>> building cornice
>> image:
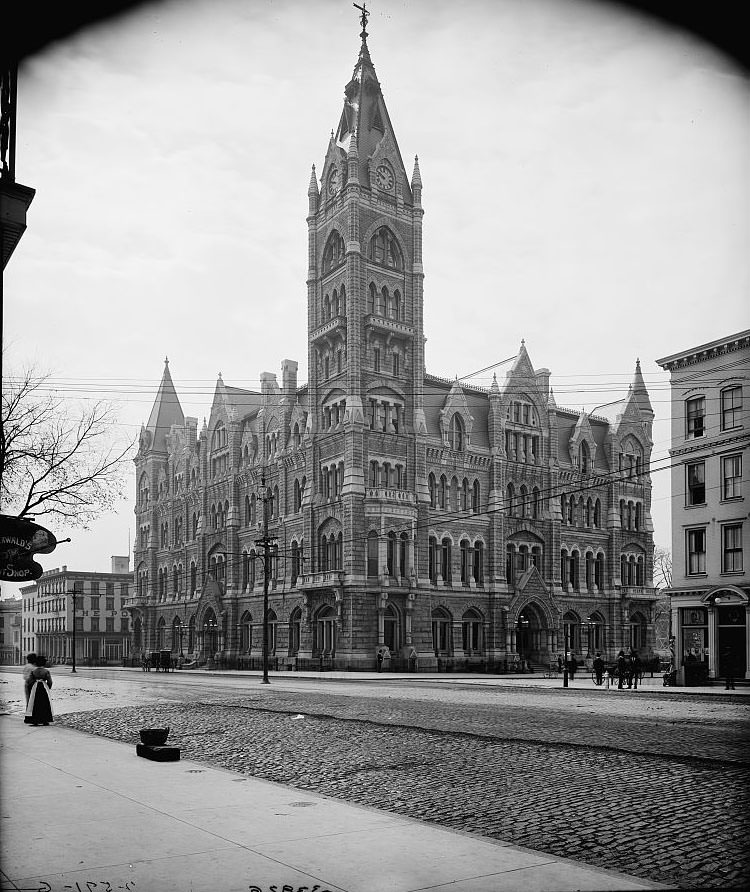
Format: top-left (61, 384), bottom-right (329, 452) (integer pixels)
top-left (656, 329), bottom-right (750, 371)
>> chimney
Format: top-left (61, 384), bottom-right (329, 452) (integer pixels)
top-left (282, 359), bottom-right (298, 400)
top-left (535, 368), bottom-right (550, 401)
top-left (111, 555), bottom-right (130, 574)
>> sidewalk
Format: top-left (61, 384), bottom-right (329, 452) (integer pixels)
top-left (0, 714), bottom-right (668, 892)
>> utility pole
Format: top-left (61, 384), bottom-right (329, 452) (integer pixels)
top-left (256, 474), bottom-right (277, 685)
top-left (70, 583), bottom-right (81, 674)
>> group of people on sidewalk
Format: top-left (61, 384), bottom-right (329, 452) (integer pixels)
top-left (23, 653), bottom-right (54, 726)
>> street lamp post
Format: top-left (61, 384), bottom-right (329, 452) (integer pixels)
top-left (562, 623), bottom-right (569, 688)
top-left (69, 587), bottom-right (79, 674)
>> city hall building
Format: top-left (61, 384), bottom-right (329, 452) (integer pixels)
top-left (128, 24), bottom-right (658, 671)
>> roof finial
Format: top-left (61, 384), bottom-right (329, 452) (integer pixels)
top-left (164, 356), bottom-right (169, 366)
top-left (354, 2), bottom-right (369, 40)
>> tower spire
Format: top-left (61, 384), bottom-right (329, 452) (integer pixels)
top-left (353, 2), bottom-right (370, 41)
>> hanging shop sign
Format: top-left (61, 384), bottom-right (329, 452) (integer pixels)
top-left (0, 515), bottom-right (58, 582)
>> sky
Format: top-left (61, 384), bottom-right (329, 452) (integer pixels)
top-left (3, 0), bottom-right (749, 595)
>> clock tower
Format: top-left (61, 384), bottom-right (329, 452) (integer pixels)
top-left (305, 12), bottom-right (426, 659)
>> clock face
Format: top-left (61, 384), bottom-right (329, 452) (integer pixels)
top-left (327, 168), bottom-right (339, 195)
top-left (376, 165), bottom-right (394, 190)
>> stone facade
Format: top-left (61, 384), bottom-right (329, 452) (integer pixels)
top-left (657, 329), bottom-right (749, 683)
top-left (129, 30), bottom-right (657, 671)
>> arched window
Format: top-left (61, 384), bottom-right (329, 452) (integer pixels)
top-left (387, 531), bottom-right (397, 576)
top-left (267, 609), bottom-right (278, 655)
top-left (532, 487), bottom-right (541, 519)
top-left (594, 498), bottom-right (601, 528)
top-left (595, 553), bottom-right (604, 589)
top-left (367, 530), bottom-right (379, 577)
top-left (462, 609), bottom-right (483, 655)
top-left (460, 539), bottom-right (470, 584)
top-left (315, 605), bottom-right (337, 655)
top-left (506, 545), bottom-right (516, 584)
top-left (450, 476), bottom-right (459, 511)
top-left (322, 229), bottom-right (345, 274)
top-left (579, 441), bottom-right (590, 474)
top-left (394, 289), bottom-right (402, 320)
top-left (368, 282), bottom-right (377, 315)
top-left (369, 226), bottom-right (404, 270)
top-left (431, 607), bottom-right (452, 655)
top-left (461, 478), bottom-right (470, 512)
top-left (288, 607), bottom-right (301, 656)
top-left (428, 535), bottom-right (438, 584)
top-left (138, 473), bottom-right (149, 506)
top-left (519, 485), bottom-right (528, 518)
top-left (190, 561), bottom-right (197, 594)
top-left (428, 473), bottom-right (436, 508)
top-left (441, 537), bottom-right (452, 584)
top-left (472, 479), bottom-right (481, 514)
top-left (473, 541), bottom-right (484, 584)
top-left (240, 611), bottom-right (252, 653)
top-left (291, 540), bottom-right (302, 585)
top-left (449, 414), bottom-right (465, 451)
top-left (439, 475), bottom-right (447, 509)
top-left (399, 532), bottom-right (408, 578)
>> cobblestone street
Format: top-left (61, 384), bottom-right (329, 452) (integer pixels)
top-left (45, 677), bottom-right (750, 890)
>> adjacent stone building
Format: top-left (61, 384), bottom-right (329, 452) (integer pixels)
top-left (128, 25), bottom-right (657, 671)
top-left (657, 330), bottom-right (749, 684)
top-left (20, 558), bottom-right (133, 666)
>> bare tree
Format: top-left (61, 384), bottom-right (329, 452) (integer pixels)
top-left (653, 546), bottom-right (673, 591)
top-left (1, 367), bottom-right (133, 529)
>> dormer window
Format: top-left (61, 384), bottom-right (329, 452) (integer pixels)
top-left (449, 414), bottom-right (465, 451)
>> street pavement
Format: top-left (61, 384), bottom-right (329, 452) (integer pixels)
top-left (2, 668), bottom-right (748, 890)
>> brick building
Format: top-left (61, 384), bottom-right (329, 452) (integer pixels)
top-left (657, 330), bottom-right (749, 684)
top-left (20, 558), bottom-right (133, 666)
top-left (0, 596), bottom-right (22, 664)
top-left (129, 26), bottom-right (657, 671)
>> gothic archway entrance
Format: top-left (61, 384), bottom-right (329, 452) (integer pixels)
top-left (516, 603), bottom-right (547, 665)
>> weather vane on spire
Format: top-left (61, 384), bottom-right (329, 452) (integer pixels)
top-left (353, 2), bottom-right (369, 38)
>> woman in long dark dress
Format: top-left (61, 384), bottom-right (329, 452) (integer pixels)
top-left (24, 656), bottom-right (53, 726)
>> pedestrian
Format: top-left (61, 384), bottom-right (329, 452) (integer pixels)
top-left (616, 649), bottom-right (626, 690)
top-left (376, 649), bottom-right (384, 673)
top-left (593, 652), bottom-right (605, 686)
top-left (557, 655), bottom-right (563, 674)
top-left (629, 649), bottom-right (641, 690)
top-left (722, 647), bottom-right (736, 690)
top-left (569, 654), bottom-right (577, 681)
top-left (23, 652), bottom-right (37, 705)
top-left (24, 655), bottom-right (54, 726)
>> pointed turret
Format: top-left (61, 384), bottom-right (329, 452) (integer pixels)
top-left (347, 128), bottom-right (360, 185)
top-left (631, 358), bottom-right (654, 420)
top-left (307, 164), bottom-right (319, 214)
top-left (411, 155), bottom-right (422, 205)
top-left (144, 358), bottom-right (184, 453)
